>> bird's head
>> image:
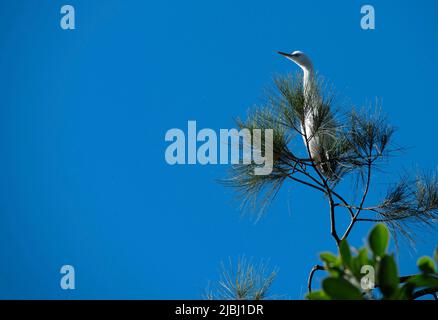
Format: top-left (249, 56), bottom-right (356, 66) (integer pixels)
top-left (278, 50), bottom-right (313, 71)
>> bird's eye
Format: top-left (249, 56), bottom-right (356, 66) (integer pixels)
top-left (293, 53), bottom-right (301, 57)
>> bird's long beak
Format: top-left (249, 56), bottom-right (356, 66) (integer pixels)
top-left (277, 51), bottom-right (293, 58)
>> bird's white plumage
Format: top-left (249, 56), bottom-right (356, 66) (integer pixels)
top-left (279, 50), bottom-right (332, 176)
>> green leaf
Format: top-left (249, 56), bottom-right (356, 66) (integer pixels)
top-left (417, 256), bottom-right (436, 274)
top-left (369, 224), bottom-right (389, 258)
top-left (434, 247), bottom-right (438, 264)
top-left (320, 252), bottom-right (339, 267)
top-left (306, 290), bottom-right (330, 300)
top-left (358, 247), bottom-right (371, 266)
top-left (393, 284), bottom-right (414, 300)
top-left (339, 239), bottom-right (352, 268)
top-left (349, 256), bottom-right (361, 278)
top-left (352, 248), bottom-right (372, 277)
top-left (378, 255), bottom-right (399, 297)
top-left (407, 274), bottom-right (438, 288)
top-left (327, 267), bottom-right (342, 278)
top-left (322, 277), bottom-right (363, 300)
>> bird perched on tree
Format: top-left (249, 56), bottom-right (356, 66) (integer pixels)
top-left (278, 51), bottom-right (336, 178)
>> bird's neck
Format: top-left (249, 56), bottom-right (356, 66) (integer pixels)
top-left (302, 66), bottom-right (315, 98)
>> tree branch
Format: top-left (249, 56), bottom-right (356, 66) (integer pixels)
top-left (302, 122), bottom-right (340, 245)
top-left (412, 287), bottom-right (438, 300)
top-left (287, 174), bottom-right (326, 193)
top-left (287, 158), bottom-right (355, 219)
top-left (342, 157), bottom-right (373, 240)
top-left (336, 203), bottom-right (380, 213)
top-left (330, 190), bottom-right (355, 219)
top-left (307, 264), bottom-right (324, 293)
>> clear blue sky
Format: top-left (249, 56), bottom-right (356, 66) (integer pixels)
top-left (0, 0), bottom-right (437, 299)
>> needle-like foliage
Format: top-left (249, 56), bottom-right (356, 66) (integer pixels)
top-left (205, 257), bottom-right (278, 300)
top-left (223, 73), bottom-right (436, 242)
top-left (223, 106), bottom-right (294, 215)
top-left (369, 173), bottom-right (438, 239)
top-left (334, 108), bottom-right (396, 183)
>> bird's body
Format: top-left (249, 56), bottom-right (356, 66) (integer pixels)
top-left (300, 62), bottom-right (319, 161)
top-left (278, 50), bottom-right (334, 177)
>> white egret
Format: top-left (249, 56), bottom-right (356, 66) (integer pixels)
top-left (278, 50), bottom-right (334, 177)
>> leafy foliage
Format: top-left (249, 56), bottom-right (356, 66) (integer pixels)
top-left (368, 224), bottom-right (389, 257)
top-left (307, 224), bottom-right (438, 300)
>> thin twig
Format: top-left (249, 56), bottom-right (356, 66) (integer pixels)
top-left (330, 190), bottom-right (355, 219)
top-left (288, 160), bottom-right (355, 219)
top-left (287, 175), bottom-right (326, 193)
top-left (336, 203), bottom-right (380, 213)
top-left (342, 156), bottom-right (373, 240)
top-left (412, 287), bottom-right (438, 300)
top-left (302, 119), bottom-right (340, 245)
top-left (307, 264), bottom-right (324, 293)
